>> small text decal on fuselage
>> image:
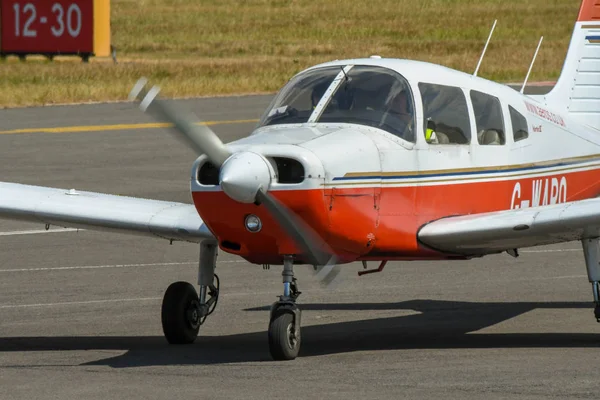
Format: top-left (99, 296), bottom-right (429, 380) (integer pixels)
top-left (511, 176), bottom-right (567, 209)
top-left (524, 102), bottom-right (566, 128)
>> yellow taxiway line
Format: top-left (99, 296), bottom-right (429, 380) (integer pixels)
top-left (0, 119), bottom-right (259, 135)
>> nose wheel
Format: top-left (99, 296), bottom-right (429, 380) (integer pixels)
top-left (268, 308), bottom-right (301, 360)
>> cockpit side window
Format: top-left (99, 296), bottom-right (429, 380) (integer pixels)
top-left (258, 66), bottom-right (340, 127)
top-left (419, 83), bottom-right (471, 144)
top-left (470, 90), bottom-right (505, 145)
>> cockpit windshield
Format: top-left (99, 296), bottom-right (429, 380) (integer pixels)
top-left (258, 65), bottom-right (416, 142)
top-left (258, 67), bottom-right (341, 127)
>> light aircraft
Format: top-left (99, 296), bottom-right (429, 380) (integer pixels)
top-left (1, 0), bottom-right (600, 360)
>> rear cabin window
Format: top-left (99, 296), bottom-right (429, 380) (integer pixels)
top-left (419, 83), bottom-right (471, 144)
top-left (470, 90), bottom-right (505, 145)
top-left (509, 106), bottom-right (529, 142)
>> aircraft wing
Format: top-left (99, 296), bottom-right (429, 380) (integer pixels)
top-left (417, 198), bottom-right (600, 256)
top-left (0, 182), bottom-right (213, 243)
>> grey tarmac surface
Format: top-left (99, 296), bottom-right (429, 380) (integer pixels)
top-left (2, 85), bottom-right (600, 400)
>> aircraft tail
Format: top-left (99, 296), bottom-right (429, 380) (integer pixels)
top-left (543, 0), bottom-right (600, 130)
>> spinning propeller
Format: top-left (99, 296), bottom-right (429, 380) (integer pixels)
top-left (129, 78), bottom-right (342, 286)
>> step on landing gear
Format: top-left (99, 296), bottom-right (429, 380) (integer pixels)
top-left (161, 241), bottom-right (219, 344)
top-left (268, 255), bottom-right (302, 360)
top-left (582, 238), bottom-right (600, 321)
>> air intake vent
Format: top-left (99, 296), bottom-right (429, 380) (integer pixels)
top-left (198, 162), bottom-right (220, 185)
top-left (273, 157), bottom-right (304, 184)
top-left (221, 240), bottom-right (241, 251)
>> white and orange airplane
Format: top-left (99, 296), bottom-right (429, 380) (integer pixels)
top-left (1, 0), bottom-right (600, 360)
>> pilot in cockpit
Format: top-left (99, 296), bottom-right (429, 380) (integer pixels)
top-left (311, 82), bottom-right (328, 109)
top-left (382, 90), bottom-right (414, 142)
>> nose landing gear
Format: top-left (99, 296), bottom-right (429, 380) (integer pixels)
top-left (268, 255), bottom-right (302, 360)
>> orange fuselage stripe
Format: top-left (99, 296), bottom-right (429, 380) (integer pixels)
top-left (192, 166), bottom-right (600, 263)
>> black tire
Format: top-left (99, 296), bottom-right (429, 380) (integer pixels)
top-left (161, 281), bottom-right (201, 344)
top-left (268, 310), bottom-right (301, 360)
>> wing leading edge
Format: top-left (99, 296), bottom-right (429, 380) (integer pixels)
top-left (0, 182), bottom-right (213, 243)
top-left (418, 198), bottom-right (600, 256)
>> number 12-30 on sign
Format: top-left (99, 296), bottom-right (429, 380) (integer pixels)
top-left (1, 0), bottom-right (93, 54)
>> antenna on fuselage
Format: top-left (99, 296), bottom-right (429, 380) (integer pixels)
top-left (473, 19), bottom-right (497, 77)
top-left (520, 36), bottom-right (544, 94)
top-left (340, 65), bottom-right (349, 82)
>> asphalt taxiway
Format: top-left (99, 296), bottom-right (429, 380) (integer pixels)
top-left (1, 87), bottom-right (599, 400)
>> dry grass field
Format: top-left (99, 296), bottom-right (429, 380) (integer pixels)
top-left (0, 0), bottom-right (581, 107)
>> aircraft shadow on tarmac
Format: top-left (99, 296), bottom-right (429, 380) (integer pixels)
top-left (1, 299), bottom-right (599, 367)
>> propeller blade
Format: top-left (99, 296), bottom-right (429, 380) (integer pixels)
top-left (129, 78), bottom-right (231, 167)
top-left (314, 262), bottom-right (342, 289)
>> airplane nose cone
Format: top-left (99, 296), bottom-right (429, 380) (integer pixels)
top-left (219, 151), bottom-right (272, 203)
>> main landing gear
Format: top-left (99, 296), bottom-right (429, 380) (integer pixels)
top-left (161, 241), bottom-right (219, 344)
top-left (160, 244), bottom-right (303, 360)
top-left (582, 238), bottom-right (600, 322)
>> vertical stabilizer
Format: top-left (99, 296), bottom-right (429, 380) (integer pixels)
top-left (543, 0), bottom-right (600, 130)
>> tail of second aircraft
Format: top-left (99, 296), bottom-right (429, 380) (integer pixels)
top-left (542, 0), bottom-right (600, 130)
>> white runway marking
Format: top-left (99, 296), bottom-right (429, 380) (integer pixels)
top-left (0, 273), bottom-right (588, 310)
top-left (0, 261), bottom-right (194, 273)
top-left (541, 274), bottom-right (586, 280)
top-left (0, 259), bottom-right (246, 273)
top-left (0, 297), bottom-right (161, 309)
top-left (0, 250), bottom-right (587, 310)
top-left (0, 228), bottom-right (81, 236)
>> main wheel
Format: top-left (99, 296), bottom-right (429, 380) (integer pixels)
top-left (268, 310), bottom-right (301, 360)
top-left (161, 281), bottom-right (201, 344)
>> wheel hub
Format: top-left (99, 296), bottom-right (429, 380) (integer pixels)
top-left (185, 299), bottom-right (201, 330)
top-left (286, 322), bottom-right (297, 348)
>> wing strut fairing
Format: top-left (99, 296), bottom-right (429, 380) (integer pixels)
top-left (418, 198), bottom-right (600, 256)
